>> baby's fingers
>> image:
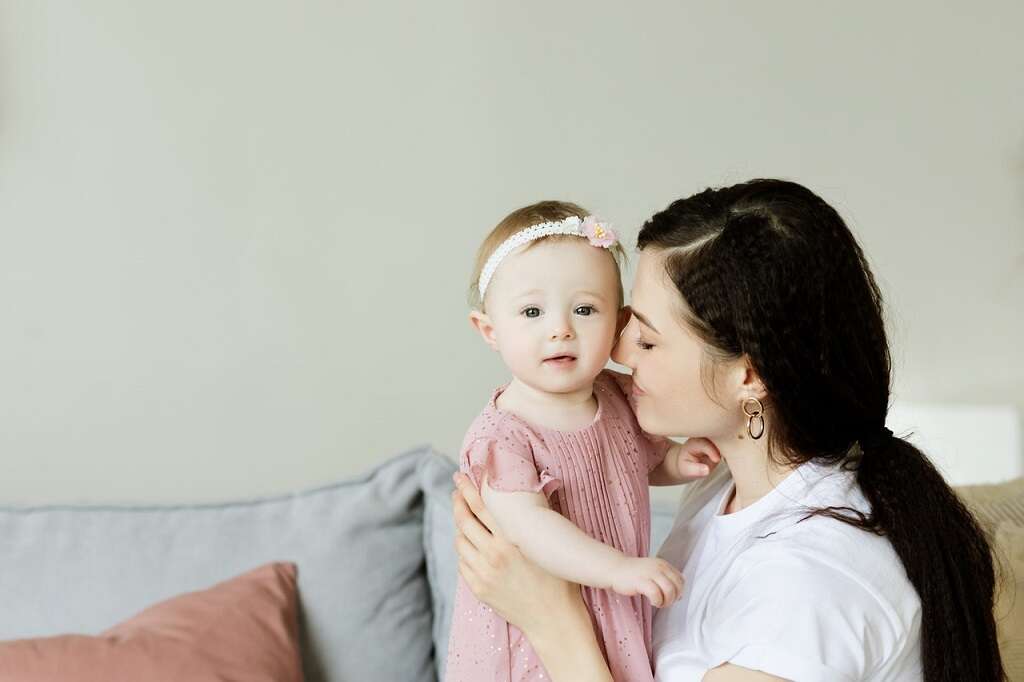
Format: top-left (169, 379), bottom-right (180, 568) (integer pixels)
top-left (639, 579), bottom-right (666, 608)
top-left (649, 559), bottom-right (683, 604)
top-left (662, 565), bottom-right (685, 601)
top-left (676, 459), bottom-right (713, 478)
top-left (651, 571), bottom-right (680, 605)
top-left (686, 437), bottom-right (722, 463)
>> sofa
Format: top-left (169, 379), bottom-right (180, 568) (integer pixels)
top-left (1, 445), bottom-right (1021, 681)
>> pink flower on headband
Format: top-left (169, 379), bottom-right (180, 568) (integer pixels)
top-left (581, 216), bottom-right (617, 247)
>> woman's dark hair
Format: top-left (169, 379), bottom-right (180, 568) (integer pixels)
top-left (638, 179), bottom-right (1004, 681)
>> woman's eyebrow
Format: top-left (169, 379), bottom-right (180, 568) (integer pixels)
top-left (631, 309), bottom-right (660, 334)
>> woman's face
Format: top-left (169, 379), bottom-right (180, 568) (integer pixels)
top-left (611, 248), bottom-right (746, 439)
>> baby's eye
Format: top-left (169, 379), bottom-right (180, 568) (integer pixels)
top-left (522, 307), bottom-right (541, 318)
top-left (635, 337), bottom-right (654, 350)
top-left (575, 305), bottom-right (596, 316)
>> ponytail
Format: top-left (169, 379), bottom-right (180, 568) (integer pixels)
top-left (822, 434), bottom-right (1005, 681)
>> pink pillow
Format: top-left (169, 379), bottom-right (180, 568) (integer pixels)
top-left (0, 562), bottom-right (304, 682)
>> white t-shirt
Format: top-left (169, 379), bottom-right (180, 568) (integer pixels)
top-left (652, 459), bottom-right (923, 681)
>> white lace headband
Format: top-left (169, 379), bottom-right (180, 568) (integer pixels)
top-left (477, 215), bottom-right (618, 300)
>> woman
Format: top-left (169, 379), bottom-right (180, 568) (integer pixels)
top-left (451, 179), bottom-right (1004, 681)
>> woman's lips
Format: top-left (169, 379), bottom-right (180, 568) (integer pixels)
top-left (632, 381), bottom-right (646, 396)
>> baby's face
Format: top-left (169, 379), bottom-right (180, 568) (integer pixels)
top-left (482, 238), bottom-right (623, 395)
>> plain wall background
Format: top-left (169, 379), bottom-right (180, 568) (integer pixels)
top-left (1, 1), bottom-right (1022, 503)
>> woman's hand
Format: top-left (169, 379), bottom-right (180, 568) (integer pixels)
top-left (451, 472), bottom-right (579, 636)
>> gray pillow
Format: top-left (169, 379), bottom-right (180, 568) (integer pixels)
top-left (0, 445), bottom-right (440, 682)
top-left (420, 451), bottom-right (680, 681)
top-left (420, 452), bottom-right (459, 681)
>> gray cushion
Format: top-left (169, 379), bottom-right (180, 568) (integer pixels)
top-left (0, 445), bottom-right (440, 682)
top-left (421, 451), bottom-right (680, 681)
top-left (421, 452), bottom-right (459, 681)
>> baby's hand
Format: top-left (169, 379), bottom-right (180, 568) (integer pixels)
top-left (609, 556), bottom-right (684, 607)
top-left (674, 437), bottom-right (722, 482)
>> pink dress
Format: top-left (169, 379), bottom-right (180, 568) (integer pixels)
top-left (445, 368), bottom-right (671, 682)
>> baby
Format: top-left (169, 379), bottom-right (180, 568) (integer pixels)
top-left (445, 201), bottom-right (718, 682)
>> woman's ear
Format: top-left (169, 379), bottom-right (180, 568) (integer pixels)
top-left (737, 355), bottom-right (768, 401)
top-left (468, 310), bottom-right (499, 351)
top-left (724, 354), bottom-right (767, 403)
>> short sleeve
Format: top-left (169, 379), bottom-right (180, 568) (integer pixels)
top-left (602, 368), bottom-right (673, 473)
top-left (461, 430), bottom-right (562, 500)
top-left (704, 556), bottom-right (896, 682)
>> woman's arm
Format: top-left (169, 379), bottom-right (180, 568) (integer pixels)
top-left (480, 477), bottom-right (682, 605)
top-left (452, 472), bottom-right (614, 682)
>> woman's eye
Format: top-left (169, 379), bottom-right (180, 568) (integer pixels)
top-left (522, 307), bottom-right (541, 318)
top-left (635, 338), bottom-right (654, 350)
top-left (575, 305), bottom-right (595, 316)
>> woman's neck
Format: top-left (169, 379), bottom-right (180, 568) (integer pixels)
top-left (711, 431), bottom-right (797, 514)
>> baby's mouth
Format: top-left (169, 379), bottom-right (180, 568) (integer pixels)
top-left (543, 355), bottom-right (577, 365)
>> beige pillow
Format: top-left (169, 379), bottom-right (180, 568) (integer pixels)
top-left (994, 522), bottom-right (1024, 680)
top-left (958, 478), bottom-right (1024, 680)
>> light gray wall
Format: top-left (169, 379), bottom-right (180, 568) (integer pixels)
top-left (2, 2), bottom-right (1022, 503)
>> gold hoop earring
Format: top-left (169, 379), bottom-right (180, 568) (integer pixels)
top-left (742, 397), bottom-right (765, 440)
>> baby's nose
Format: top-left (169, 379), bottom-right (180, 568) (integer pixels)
top-left (550, 325), bottom-right (574, 340)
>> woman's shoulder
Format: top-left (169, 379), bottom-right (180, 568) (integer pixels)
top-left (732, 487), bottom-right (922, 636)
top-left (740, 527), bottom-right (919, 608)
top-left (662, 463), bottom-right (922, 679)
top-left (731, 534), bottom-right (921, 673)
top-left (701, 462), bottom-right (920, 625)
top-left (705, 539), bottom-right (921, 681)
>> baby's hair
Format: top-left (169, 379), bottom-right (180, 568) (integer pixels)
top-left (468, 200), bottom-right (627, 313)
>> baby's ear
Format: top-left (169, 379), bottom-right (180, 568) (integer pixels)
top-left (615, 306), bottom-right (632, 337)
top-left (468, 310), bottom-right (499, 351)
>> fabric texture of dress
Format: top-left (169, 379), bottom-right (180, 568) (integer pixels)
top-left (445, 368), bottom-right (672, 682)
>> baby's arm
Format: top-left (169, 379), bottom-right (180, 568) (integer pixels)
top-left (480, 476), bottom-right (683, 607)
top-left (649, 438), bottom-right (722, 486)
